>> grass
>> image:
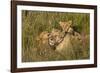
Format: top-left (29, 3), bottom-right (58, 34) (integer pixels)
top-left (22, 10), bottom-right (90, 62)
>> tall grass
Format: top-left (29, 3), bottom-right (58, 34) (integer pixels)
top-left (22, 10), bottom-right (90, 62)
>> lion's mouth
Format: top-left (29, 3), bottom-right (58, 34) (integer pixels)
top-left (49, 41), bottom-right (55, 46)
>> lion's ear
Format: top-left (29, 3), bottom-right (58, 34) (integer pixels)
top-left (48, 33), bottom-right (51, 37)
top-left (59, 21), bottom-right (62, 25)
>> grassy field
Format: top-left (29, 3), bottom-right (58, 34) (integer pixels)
top-left (22, 10), bottom-right (90, 62)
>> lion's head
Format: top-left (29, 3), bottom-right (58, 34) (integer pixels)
top-left (48, 29), bottom-right (64, 47)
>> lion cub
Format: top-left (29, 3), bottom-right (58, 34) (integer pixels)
top-left (59, 20), bottom-right (72, 33)
top-left (59, 20), bottom-right (81, 41)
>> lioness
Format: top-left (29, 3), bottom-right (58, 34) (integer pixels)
top-left (36, 31), bottom-right (49, 45)
top-left (48, 29), bottom-right (65, 49)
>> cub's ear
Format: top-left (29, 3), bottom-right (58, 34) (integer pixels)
top-left (59, 21), bottom-right (64, 29)
top-left (68, 20), bottom-right (72, 25)
top-left (59, 21), bottom-right (63, 25)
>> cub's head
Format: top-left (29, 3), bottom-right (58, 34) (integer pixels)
top-left (59, 20), bottom-right (72, 32)
top-left (48, 29), bottom-right (64, 47)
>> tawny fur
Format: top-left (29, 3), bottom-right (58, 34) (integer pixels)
top-left (59, 20), bottom-right (72, 32)
top-left (48, 29), bottom-right (64, 47)
top-left (36, 31), bottom-right (49, 45)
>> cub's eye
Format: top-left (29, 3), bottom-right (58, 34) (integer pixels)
top-left (50, 38), bottom-right (53, 40)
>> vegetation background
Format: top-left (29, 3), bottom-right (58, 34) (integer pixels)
top-left (22, 10), bottom-right (90, 62)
